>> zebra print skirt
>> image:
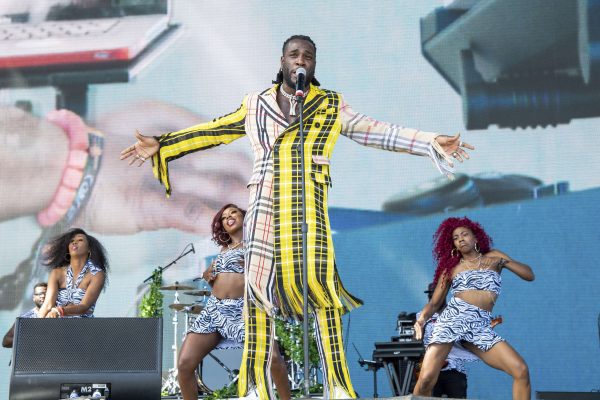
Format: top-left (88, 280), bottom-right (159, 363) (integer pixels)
top-left (187, 295), bottom-right (245, 349)
top-left (429, 296), bottom-right (504, 352)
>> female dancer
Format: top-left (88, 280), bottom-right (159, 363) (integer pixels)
top-left (413, 217), bottom-right (534, 400)
top-left (38, 228), bottom-right (108, 318)
top-left (177, 204), bottom-right (291, 400)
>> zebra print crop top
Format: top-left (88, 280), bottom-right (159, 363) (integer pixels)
top-left (56, 260), bottom-right (102, 318)
top-left (212, 247), bottom-right (245, 276)
top-left (450, 269), bottom-right (502, 297)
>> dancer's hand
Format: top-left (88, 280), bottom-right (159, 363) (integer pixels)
top-left (202, 261), bottom-right (216, 285)
top-left (480, 255), bottom-right (506, 270)
top-left (413, 319), bottom-right (425, 341)
top-left (491, 315), bottom-right (503, 328)
top-left (435, 133), bottom-right (474, 163)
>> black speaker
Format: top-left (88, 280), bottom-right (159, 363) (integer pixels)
top-left (10, 317), bottom-right (162, 400)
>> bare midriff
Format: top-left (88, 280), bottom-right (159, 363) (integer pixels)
top-left (211, 272), bottom-right (245, 300)
top-left (455, 289), bottom-right (497, 312)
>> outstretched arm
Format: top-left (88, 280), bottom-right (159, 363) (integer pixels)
top-left (339, 98), bottom-right (474, 177)
top-left (120, 97), bottom-right (249, 196)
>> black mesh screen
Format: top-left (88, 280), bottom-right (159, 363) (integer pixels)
top-left (13, 318), bottom-right (160, 374)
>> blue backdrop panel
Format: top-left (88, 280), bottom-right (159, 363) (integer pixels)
top-left (334, 189), bottom-right (600, 399)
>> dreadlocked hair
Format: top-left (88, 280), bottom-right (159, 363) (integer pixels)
top-left (273, 34), bottom-right (321, 86)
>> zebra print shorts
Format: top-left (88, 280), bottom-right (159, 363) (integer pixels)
top-left (187, 295), bottom-right (244, 349)
top-left (429, 296), bottom-right (504, 352)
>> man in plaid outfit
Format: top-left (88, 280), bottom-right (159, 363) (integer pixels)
top-left (121, 34), bottom-right (472, 399)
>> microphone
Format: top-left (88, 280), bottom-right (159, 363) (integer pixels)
top-left (295, 68), bottom-right (306, 97)
top-left (190, 243), bottom-right (195, 254)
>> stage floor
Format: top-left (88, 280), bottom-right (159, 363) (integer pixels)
top-left (161, 396), bottom-right (459, 400)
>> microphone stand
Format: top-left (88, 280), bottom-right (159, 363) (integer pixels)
top-left (353, 344), bottom-right (383, 398)
top-left (297, 91), bottom-right (311, 398)
top-left (142, 243), bottom-right (194, 396)
top-left (142, 244), bottom-right (195, 283)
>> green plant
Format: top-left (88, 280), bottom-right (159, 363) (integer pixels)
top-left (206, 381), bottom-right (323, 399)
top-left (274, 317), bottom-right (320, 367)
top-left (205, 383), bottom-right (238, 400)
top-left (138, 269), bottom-right (163, 318)
top-left (292, 383), bottom-right (323, 398)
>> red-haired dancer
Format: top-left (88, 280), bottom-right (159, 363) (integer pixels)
top-left (177, 204), bottom-right (291, 400)
top-left (413, 217), bottom-right (534, 400)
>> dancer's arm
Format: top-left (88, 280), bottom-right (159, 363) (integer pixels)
top-left (487, 249), bottom-right (535, 281)
top-left (414, 274), bottom-right (450, 340)
top-left (202, 260), bottom-right (216, 286)
top-left (2, 323), bottom-right (15, 348)
top-left (38, 269), bottom-right (60, 318)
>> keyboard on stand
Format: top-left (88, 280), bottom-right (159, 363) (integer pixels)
top-left (372, 340), bottom-right (424, 396)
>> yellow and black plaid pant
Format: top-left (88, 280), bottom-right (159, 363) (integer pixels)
top-left (239, 297), bottom-right (357, 399)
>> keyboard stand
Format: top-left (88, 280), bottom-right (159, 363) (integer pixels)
top-left (0, 24), bottom-right (181, 118)
top-left (372, 340), bottom-right (424, 396)
top-left (379, 355), bottom-right (417, 396)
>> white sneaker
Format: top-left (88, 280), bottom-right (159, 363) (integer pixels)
top-left (240, 386), bottom-right (259, 400)
top-left (330, 386), bottom-right (354, 399)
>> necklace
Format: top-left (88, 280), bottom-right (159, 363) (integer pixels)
top-left (462, 253), bottom-right (482, 262)
top-left (279, 85), bottom-right (298, 116)
top-left (460, 253), bottom-right (482, 270)
top-left (227, 241), bottom-right (243, 250)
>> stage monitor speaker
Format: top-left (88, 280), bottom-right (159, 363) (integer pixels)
top-left (9, 317), bottom-right (162, 400)
top-left (536, 391), bottom-right (600, 400)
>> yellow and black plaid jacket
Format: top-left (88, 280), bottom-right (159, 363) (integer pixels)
top-left (153, 84), bottom-right (450, 318)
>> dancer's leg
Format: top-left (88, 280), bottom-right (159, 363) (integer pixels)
top-left (178, 332), bottom-right (221, 400)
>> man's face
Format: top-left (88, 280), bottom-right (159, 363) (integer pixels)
top-left (280, 39), bottom-right (316, 90)
top-left (32, 286), bottom-right (46, 308)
